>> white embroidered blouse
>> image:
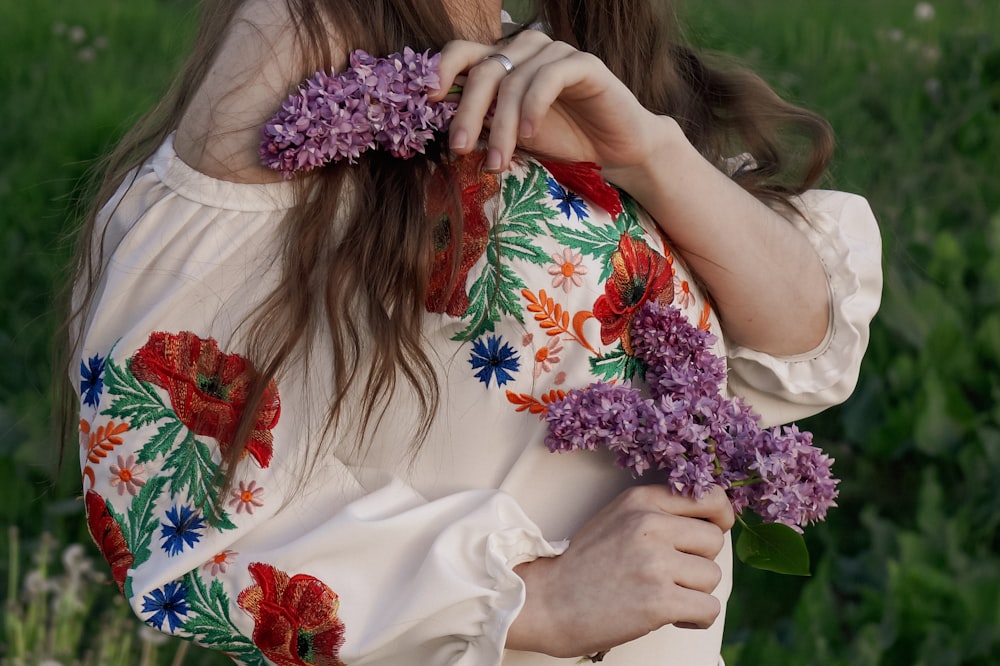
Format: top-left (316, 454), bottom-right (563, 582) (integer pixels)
top-left (76, 134), bottom-right (881, 665)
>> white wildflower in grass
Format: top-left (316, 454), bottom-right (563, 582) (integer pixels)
top-left (925, 77), bottom-right (943, 100)
top-left (915, 2), bottom-right (936, 21)
top-left (2, 527), bottom-right (153, 666)
top-left (67, 25), bottom-right (86, 43)
top-left (51, 22), bottom-right (66, 35)
top-left (885, 28), bottom-right (905, 43)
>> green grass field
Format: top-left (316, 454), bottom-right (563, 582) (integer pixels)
top-left (2, 1), bottom-right (999, 663)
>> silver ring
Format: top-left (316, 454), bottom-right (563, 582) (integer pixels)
top-left (483, 53), bottom-right (515, 74)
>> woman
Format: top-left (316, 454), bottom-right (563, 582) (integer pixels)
top-left (69, 0), bottom-right (881, 663)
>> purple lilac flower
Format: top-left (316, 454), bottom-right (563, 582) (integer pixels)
top-left (544, 300), bottom-right (840, 528)
top-left (260, 48), bottom-right (457, 177)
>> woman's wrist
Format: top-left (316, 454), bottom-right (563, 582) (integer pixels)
top-left (600, 114), bottom-right (690, 197)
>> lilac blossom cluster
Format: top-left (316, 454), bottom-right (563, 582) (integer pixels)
top-left (259, 48), bottom-right (457, 177)
top-left (544, 301), bottom-right (839, 531)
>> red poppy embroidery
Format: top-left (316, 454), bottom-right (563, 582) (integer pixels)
top-left (593, 235), bottom-right (674, 353)
top-left (130, 332), bottom-right (280, 468)
top-left (85, 490), bottom-right (134, 593)
top-left (425, 152), bottom-right (499, 316)
top-left (237, 563), bottom-right (346, 666)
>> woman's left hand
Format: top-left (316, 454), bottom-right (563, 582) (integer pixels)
top-left (430, 30), bottom-right (661, 175)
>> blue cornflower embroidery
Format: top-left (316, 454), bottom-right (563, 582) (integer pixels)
top-left (141, 580), bottom-right (189, 633)
top-left (160, 504), bottom-right (206, 556)
top-left (80, 354), bottom-right (106, 409)
top-left (547, 178), bottom-right (588, 219)
top-left (469, 335), bottom-right (521, 388)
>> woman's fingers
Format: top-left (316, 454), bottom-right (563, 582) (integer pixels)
top-left (507, 484), bottom-right (734, 655)
top-left (432, 32), bottom-right (562, 166)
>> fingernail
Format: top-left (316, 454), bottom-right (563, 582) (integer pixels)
top-left (484, 148), bottom-right (502, 172)
top-left (519, 119), bottom-right (533, 139)
top-left (451, 128), bottom-right (469, 150)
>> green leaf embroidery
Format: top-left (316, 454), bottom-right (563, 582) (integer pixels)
top-left (495, 164), bottom-right (553, 266)
top-left (452, 165), bottom-right (551, 340)
top-left (163, 432), bottom-right (221, 511)
top-left (136, 417), bottom-right (185, 464)
top-left (547, 210), bottom-right (645, 284)
top-left (124, 475), bottom-right (170, 572)
top-left (588, 346), bottom-right (641, 382)
top-left (455, 258), bottom-right (529, 341)
top-left (735, 519), bottom-right (811, 576)
top-left (182, 572), bottom-right (265, 665)
top-left (102, 356), bottom-right (173, 428)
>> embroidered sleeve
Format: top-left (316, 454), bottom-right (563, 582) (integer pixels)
top-left (78, 330), bottom-right (565, 666)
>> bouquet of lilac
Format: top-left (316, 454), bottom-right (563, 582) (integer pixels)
top-left (545, 301), bottom-right (839, 575)
top-left (259, 47), bottom-right (457, 177)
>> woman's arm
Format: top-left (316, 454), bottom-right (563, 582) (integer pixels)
top-left (600, 119), bottom-right (830, 356)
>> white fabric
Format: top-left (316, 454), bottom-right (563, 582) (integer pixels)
top-left (76, 134), bottom-right (880, 665)
top-left (727, 190), bottom-right (883, 426)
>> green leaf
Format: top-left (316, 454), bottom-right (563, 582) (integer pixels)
top-left (547, 215), bottom-right (644, 284)
top-left (501, 163), bottom-right (552, 229)
top-left (182, 572), bottom-right (265, 664)
top-left (135, 416), bottom-right (185, 464)
top-left (102, 356), bottom-right (174, 428)
top-left (163, 431), bottom-right (221, 509)
top-left (126, 475), bottom-right (169, 570)
top-left (454, 260), bottom-right (528, 341)
top-left (735, 520), bottom-right (811, 576)
top-left (588, 346), bottom-right (641, 382)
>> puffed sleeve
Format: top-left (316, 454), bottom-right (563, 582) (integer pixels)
top-left (725, 189), bottom-right (883, 427)
top-left (76, 148), bottom-right (565, 666)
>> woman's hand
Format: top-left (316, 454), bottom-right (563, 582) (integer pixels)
top-left (506, 485), bottom-right (735, 657)
top-left (430, 30), bottom-right (661, 175)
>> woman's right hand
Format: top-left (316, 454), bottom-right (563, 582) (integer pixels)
top-left (506, 484), bottom-right (735, 658)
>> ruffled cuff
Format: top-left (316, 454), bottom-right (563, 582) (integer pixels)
top-left (726, 190), bottom-right (882, 425)
top-left (466, 520), bottom-right (569, 665)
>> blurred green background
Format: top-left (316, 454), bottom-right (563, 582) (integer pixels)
top-left (2, 0), bottom-right (999, 664)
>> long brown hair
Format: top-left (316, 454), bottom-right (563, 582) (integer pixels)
top-left (64, 0), bottom-right (833, 503)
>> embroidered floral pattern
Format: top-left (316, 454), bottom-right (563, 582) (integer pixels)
top-left (548, 248), bottom-right (588, 292)
top-left (425, 152), bottom-right (498, 316)
top-left (80, 353), bottom-right (106, 409)
top-left (547, 177), bottom-right (588, 219)
top-left (160, 504), bottom-right (206, 557)
top-left (85, 490), bottom-right (134, 593)
top-left (469, 335), bottom-right (521, 388)
top-left (81, 419), bottom-right (129, 490)
top-left (204, 550), bottom-right (237, 576)
top-left (593, 234), bottom-right (674, 353)
top-left (538, 159), bottom-right (624, 221)
top-left (142, 580), bottom-right (189, 633)
top-left (130, 331), bottom-right (280, 468)
top-left (674, 276), bottom-right (695, 309)
top-left (238, 563), bottom-right (346, 666)
top-left (109, 454), bottom-right (146, 496)
top-left (230, 480), bottom-right (265, 515)
top-left (533, 337), bottom-right (564, 377)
